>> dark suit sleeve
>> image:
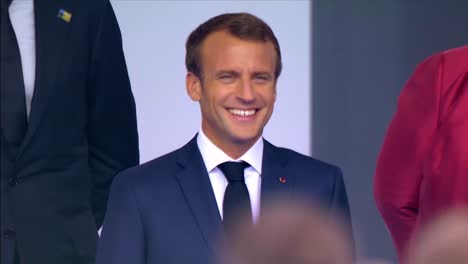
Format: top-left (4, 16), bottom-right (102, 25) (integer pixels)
top-left (330, 168), bottom-right (351, 222)
top-left (95, 173), bottom-right (145, 264)
top-left (330, 167), bottom-right (354, 253)
top-left (87, 1), bottom-right (139, 228)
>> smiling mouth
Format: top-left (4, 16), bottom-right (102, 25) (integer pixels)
top-left (228, 108), bottom-right (257, 117)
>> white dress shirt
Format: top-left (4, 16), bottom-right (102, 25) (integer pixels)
top-left (9, 0), bottom-right (36, 117)
top-left (197, 130), bottom-right (263, 223)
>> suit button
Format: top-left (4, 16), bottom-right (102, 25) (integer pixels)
top-left (3, 228), bottom-right (16, 239)
top-left (8, 177), bottom-right (18, 187)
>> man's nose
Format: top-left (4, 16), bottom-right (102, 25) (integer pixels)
top-left (237, 79), bottom-right (255, 102)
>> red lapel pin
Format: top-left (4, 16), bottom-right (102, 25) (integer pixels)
top-left (279, 177), bottom-right (286, 183)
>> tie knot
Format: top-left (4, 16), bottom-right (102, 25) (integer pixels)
top-left (219, 161), bottom-right (248, 182)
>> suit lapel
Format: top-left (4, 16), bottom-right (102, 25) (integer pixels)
top-left (260, 139), bottom-right (294, 206)
top-left (175, 136), bottom-right (224, 254)
top-left (19, 0), bottom-right (73, 156)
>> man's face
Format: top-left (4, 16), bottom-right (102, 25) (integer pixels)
top-left (186, 30), bottom-right (277, 158)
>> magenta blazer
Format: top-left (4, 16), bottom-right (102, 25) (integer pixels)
top-left (374, 45), bottom-right (468, 261)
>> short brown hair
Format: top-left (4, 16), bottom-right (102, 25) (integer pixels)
top-left (185, 12), bottom-right (282, 79)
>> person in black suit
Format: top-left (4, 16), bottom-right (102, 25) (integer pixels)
top-left (96, 12), bottom-right (352, 264)
top-left (0, 0), bottom-right (139, 263)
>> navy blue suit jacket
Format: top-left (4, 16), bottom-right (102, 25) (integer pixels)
top-left (96, 136), bottom-right (352, 264)
top-left (0, 1), bottom-right (139, 263)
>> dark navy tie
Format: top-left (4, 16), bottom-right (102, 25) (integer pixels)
top-left (219, 161), bottom-right (252, 236)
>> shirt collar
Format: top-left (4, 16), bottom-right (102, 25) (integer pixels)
top-left (197, 129), bottom-right (263, 174)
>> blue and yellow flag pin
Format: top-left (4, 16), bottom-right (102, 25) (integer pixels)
top-left (57, 8), bottom-right (72, 23)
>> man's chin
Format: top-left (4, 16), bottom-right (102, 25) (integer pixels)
top-left (230, 133), bottom-right (261, 146)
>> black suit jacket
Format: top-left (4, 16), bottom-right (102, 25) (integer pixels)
top-left (95, 136), bottom-right (352, 264)
top-left (0, 0), bottom-right (139, 263)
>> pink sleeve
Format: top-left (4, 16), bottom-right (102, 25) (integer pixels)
top-left (374, 54), bottom-right (443, 260)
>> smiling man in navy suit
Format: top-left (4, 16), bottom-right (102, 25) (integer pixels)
top-left (96, 12), bottom-right (353, 264)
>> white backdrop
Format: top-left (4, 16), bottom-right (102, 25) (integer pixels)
top-left (111, 0), bottom-right (311, 163)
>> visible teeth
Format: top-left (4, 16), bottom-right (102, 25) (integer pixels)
top-left (229, 109), bottom-right (256, 117)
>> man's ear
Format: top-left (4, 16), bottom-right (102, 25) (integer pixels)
top-left (186, 72), bottom-right (202, 101)
top-left (273, 83), bottom-right (277, 103)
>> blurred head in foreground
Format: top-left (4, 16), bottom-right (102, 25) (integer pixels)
top-left (406, 207), bottom-right (468, 264)
top-left (218, 198), bottom-right (354, 264)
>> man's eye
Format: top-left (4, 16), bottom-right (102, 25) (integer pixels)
top-left (219, 74), bottom-right (233, 79)
top-left (254, 75), bottom-right (271, 82)
top-left (218, 74), bottom-right (236, 83)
